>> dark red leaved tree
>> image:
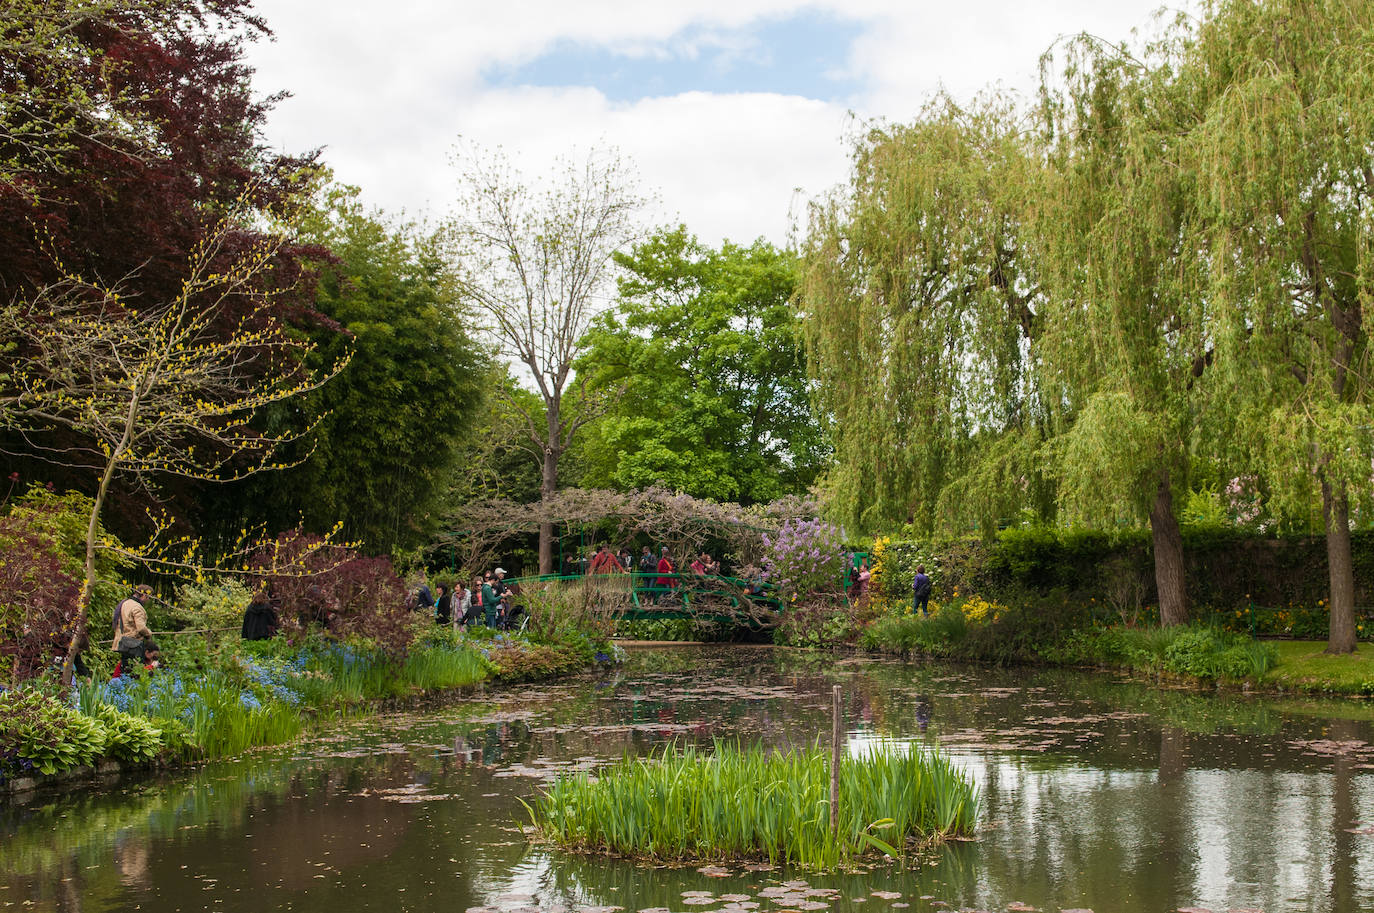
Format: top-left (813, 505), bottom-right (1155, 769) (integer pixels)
top-left (0, 0), bottom-right (337, 542)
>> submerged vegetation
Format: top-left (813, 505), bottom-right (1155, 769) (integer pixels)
top-left (529, 741), bottom-right (978, 870)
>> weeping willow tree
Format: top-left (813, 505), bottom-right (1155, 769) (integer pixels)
top-left (800, 95), bottom-right (1045, 535)
top-left (1182, 0), bottom-right (1374, 653)
top-left (1030, 20), bottom-right (1214, 627)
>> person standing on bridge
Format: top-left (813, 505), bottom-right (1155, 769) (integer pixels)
top-left (654, 548), bottom-right (676, 602)
top-left (589, 545), bottom-right (624, 574)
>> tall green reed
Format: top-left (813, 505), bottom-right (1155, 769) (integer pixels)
top-left (530, 740), bottom-right (977, 869)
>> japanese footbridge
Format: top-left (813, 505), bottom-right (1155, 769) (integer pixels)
top-left (502, 571), bottom-right (785, 628)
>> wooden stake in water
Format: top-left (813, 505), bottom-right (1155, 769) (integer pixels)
top-left (831, 684), bottom-right (841, 834)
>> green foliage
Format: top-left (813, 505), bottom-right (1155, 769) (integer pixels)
top-left (0, 689), bottom-right (106, 777)
top-left (859, 608), bottom-right (968, 656)
top-left (91, 704), bottom-right (162, 763)
top-left (161, 579), bottom-right (253, 631)
top-left (485, 640), bottom-right (588, 682)
top-left (400, 643), bottom-right (489, 691)
top-left (521, 578), bottom-right (619, 646)
top-left (531, 741), bottom-right (978, 868)
top-left (216, 182), bottom-right (488, 555)
top-left (774, 596), bottom-right (873, 649)
top-left (575, 226), bottom-right (824, 502)
top-left (800, 94), bottom-right (1043, 535)
top-left (1159, 628), bottom-right (1278, 680)
top-left (614, 617), bottom-right (729, 642)
top-left (2, 486), bottom-right (128, 631)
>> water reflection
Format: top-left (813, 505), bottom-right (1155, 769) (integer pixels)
top-left (3, 646), bottom-right (1373, 912)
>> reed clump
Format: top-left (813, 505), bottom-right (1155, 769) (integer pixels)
top-left (529, 740), bottom-right (978, 869)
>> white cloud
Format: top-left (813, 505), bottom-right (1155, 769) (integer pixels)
top-left (245, 0), bottom-right (1184, 244)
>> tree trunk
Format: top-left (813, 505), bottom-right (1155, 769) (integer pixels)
top-left (539, 444), bottom-right (557, 576)
top-left (1150, 471), bottom-right (1188, 627)
top-left (1322, 476), bottom-right (1357, 654)
top-left (61, 397), bottom-right (137, 687)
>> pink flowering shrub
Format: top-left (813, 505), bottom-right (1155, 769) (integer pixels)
top-left (761, 518), bottom-right (847, 599)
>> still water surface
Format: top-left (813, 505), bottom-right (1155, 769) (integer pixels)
top-left (4, 645), bottom-right (1374, 913)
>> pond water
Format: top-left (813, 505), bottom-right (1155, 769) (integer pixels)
top-left (4, 645), bottom-right (1374, 913)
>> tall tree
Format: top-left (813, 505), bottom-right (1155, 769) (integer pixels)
top-left (1183, 0), bottom-right (1374, 651)
top-left (0, 0), bottom-right (323, 540)
top-left (800, 95), bottom-right (1043, 535)
top-left (213, 184), bottom-right (489, 555)
top-left (575, 226), bottom-right (825, 503)
top-left (1032, 25), bottom-right (1209, 626)
top-left (450, 146), bottom-right (644, 574)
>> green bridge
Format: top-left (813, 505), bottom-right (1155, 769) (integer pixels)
top-left (504, 571), bottom-right (784, 626)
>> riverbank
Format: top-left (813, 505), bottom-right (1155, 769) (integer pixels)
top-left (1258, 641), bottom-right (1374, 696)
top-left (768, 590), bottom-right (1374, 698)
top-left (1, 628), bottom-right (621, 801)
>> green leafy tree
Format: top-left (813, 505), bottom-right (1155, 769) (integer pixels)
top-left (221, 184), bottom-right (488, 554)
top-left (1032, 25), bottom-right (1209, 626)
top-left (1182, 0), bottom-right (1374, 651)
top-left (444, 365), bottom-right (544, 506)
top-left (575, 226), bottom-right (825, 503)
top-left (800, 95), bottom-right (1044, 535)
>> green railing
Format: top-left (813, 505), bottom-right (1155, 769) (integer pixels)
top-left (503, 571), bottom-right (783, 623)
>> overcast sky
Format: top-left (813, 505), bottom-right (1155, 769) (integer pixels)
top-left (244, 1), bottom-right (1183, 247)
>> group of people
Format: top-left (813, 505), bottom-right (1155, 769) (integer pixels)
top-left (845, 555), bottom-right (934, 616)
top-left (417, 568), bottom-right (527, 631)
top-left (584, 544), bottom-right (722, 580)
top-left (847, 557), bottom-right (873, 599)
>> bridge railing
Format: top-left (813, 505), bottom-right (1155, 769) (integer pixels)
top-left (503, 571), bottom-right (782, 619)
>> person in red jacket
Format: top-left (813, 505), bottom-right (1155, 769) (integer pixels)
top-left (653, 548), bottom-right (675, 603)
top-left (589, 545), bottom-right (624, 574)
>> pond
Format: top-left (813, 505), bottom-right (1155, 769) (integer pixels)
top-left (4, 645), bottom-right (1373, 913)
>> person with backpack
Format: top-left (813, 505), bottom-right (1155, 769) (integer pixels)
top-left (112, 584), bottom-right (153, 664)
top-left (912, 565), bottom-right (932, 616)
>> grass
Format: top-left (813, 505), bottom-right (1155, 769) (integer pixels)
top-left (528, 740), bottom-right (978, 870)
top-left (1260, 641), bottom-right (1374, 696)
top-left (401, 646), bottom-right (488, 690)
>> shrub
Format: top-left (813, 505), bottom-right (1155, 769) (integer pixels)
top-left (485, 639), bottom-right (586, 682)
top-left (0, 689), bottom-right (107, 777)
top-left (1162, 627), bottom-right (1276, 680)
top-left (252, 531), bottom-right (412, 657)
top-left (761, 519), bottom-right (847, 600)
top-left (0, 509), bottom-right (82, 685)
top-left (163, 579), bottom-right (254, 632)
top-left (93, 704), bottom-right (163, 763)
